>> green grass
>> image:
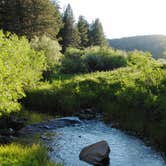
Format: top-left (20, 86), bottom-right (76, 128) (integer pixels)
top-left (17, 109), bottom-right (57, 125)
top-left (0, 144), bottom-right (62, 166)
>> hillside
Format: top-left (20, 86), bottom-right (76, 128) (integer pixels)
top-left (109, 35), bottom-right (166, 58)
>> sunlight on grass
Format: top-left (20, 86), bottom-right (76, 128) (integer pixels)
top-left (0, 144), bottom-right (62, 166)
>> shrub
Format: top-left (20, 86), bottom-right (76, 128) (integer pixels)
top-left (31, 35), bottom-right (63, 71)
top-left (83, 46), bottom-right (127, 72)
top-left (60, 47), bottom-right (87, 74)
top-left (60, 47), bottom-right (127, 74)
top-left (0, 31), bottom-right (46, 115)
top-left (127, 50), bottom-right (159, 68)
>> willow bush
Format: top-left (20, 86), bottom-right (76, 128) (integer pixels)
top-left (31, 35), bottom-right (63, 71)
top-left (60, 47), bottom-right (127, 73)
top-left (0, 31), bottom-right (46, 115)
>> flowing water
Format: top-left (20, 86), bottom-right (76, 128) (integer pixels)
top-left (48, 118), bottom-right (166, 166)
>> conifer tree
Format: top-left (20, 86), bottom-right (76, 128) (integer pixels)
top-left (0, 0), bottom-right (19, 33)
top-left (77, 15), bottom-right (89, 48)
top-left (59, 4), bottom-right (80, 52)
top-left (0, 0), bottom-right (62, 39)
top-left (89, 18), bottom-right (107, 46)
top-left (71, 26), bottom-right (81, 48)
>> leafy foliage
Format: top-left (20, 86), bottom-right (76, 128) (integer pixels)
top-left (0, 31), bottom-right (46, 115)
top-left (31, 35), bottom-right (63, 71)
top-left (60, 48), bottom-right (86, 74)
top-left (60, 47), bottom-right (127, 73)
top-left (83, 47), bottom-right (127, 72)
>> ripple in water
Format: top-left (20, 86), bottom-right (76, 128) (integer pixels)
top-left (48, 119), bottom-right (166, 166)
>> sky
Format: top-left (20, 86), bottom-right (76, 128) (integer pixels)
top-left (58, 0), bottom-right (166, 39)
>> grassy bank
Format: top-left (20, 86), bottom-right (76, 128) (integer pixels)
top-left (0, 112), bottom-right (61, 166)
top-left (0, 144), bottom-right (61, 166)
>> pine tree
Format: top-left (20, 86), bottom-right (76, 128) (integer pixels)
top-left (77, 15), bottom-right (89, 48)
top-left (0, 0), bottom-right (19, 33)
top-left (71, 26), bottom-right (81, 48)
top-left (59, 4), bottom-right (80, 52)
top-left (0, 0), bottom-right (62, 39)
top-left (89, 18), bottom-right (107, 46)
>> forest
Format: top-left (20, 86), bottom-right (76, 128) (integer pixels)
top-left (0, 0), bottom-right (166, 166)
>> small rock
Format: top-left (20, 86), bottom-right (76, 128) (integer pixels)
top-left (9, 128), bottom-right (13, 132)
top-left (0, 128), bottom-right (15, 136)
top-left (79, 140), bottom-right (110, 166)
top-left (40, 135), bottom-right (51, 141)
top-left (76, 108), bottom-right (97, 120)
top-left (47, 146), bottom-right (54, 152)
top-left (43, 125), bottom-right (51, 129)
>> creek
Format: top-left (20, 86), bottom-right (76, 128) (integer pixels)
top-left (43, 118), bottom-right (166, 166)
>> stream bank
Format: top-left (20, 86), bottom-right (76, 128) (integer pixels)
top-left (13, 112), bottom-right (166, 166)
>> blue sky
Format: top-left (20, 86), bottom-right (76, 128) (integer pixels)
top-left (58, 0), bottom-right (166, 39)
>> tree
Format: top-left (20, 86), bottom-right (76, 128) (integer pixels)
top-left (77, 15), bottom-right (89, 48)
top-left (0, 0), bottom-right (19, 33)
top-left (0, 31), bottom-right (46, 115)
top-left (31, 35), bottom-right (63, 71)
top-left (89, 18), bottom-right (107, 46)
top-left (59, 4), bottom-right (80, 52)
top-left (0, 0), bottom-right (62, 39)
top-left (71, 26), bottom-right (81, 48)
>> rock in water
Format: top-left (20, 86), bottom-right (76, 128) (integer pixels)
top-left (79, 140), bottom-right (110, 166)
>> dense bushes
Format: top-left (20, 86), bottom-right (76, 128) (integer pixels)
top-left (24, 51), bottom-right (166, 152)
top-left (0, 144), bottom-right (61, 166)
top-left (24, 52), bottom-right (164, 114)
top-left (83, 47), bottom-right (127, 72)
top-left (60, 47), bottom-right (127, 73)
top-left (60, 48), bottom-right (86, 74)
top-left (31, 35), bottom-right (63, 71)
top-left (0, 31), bottom-right (46, 115)
top-left (24, 65), bottom-right (166, 115)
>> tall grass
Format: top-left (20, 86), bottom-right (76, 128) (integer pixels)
top-left (0, 144), bottom-right (62, 166)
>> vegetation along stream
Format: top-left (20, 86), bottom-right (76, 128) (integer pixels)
top-left (1, 1), bottom-right (166, 165)
top-left (24, 117), bottom-right (165, 166)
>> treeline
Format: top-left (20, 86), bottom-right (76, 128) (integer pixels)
top-left (109, 35), bottom-right (166, 59)
top-left (0, 1), bottom-right (107, 52)
top-left (59, 4), bottom-right (107, 52)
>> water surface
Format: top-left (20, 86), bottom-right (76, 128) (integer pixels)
top-left (48, 119), bottom-right (166, 166)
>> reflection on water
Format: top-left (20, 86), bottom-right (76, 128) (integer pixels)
top-left (48, 119), bottom-right (166, 166)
